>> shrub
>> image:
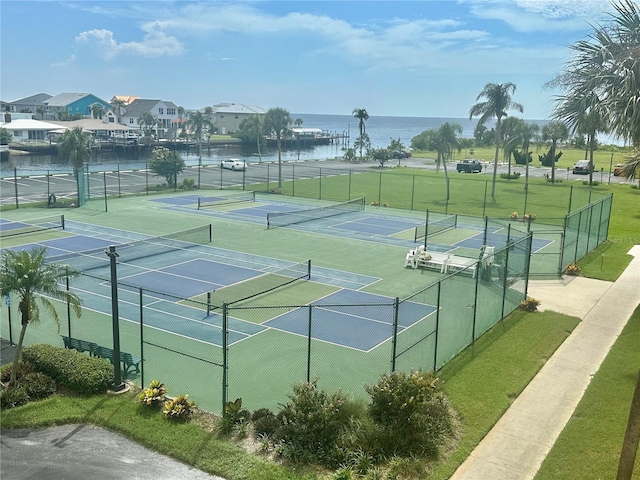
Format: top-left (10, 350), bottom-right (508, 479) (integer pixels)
top-left (273, 381), bottom-right (349, 468)
top-left (163, 394), bottom-right (195, 420)
top-left (21, 344), bottom-right (113, 395)
top-left (137, 380), bottom-right (167, 407)
top-left (565, 263), bottom-right (582, 276)
top-left (218, 398), bottom-right (250, 435)
top-left (519, 297), bottom-right (541, 312)
top-left (365, 370), bottom-right (453, 458)
top-left (500, 172), bottom-right (521, 179)
top-left (510, 211), bottom-right (519, 219)
top-left (253, 412), bottom-right (281, 437)
top-left (19, 372), bottom-right (56, 400)
top-left (0, 362), bottom-right (35, 383)
top-left (179, 178), bottom-right (196, 190)
top-left (0, 386), bottom-right (29, 409)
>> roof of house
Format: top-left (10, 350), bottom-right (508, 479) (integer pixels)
top-left (45, 93), bottom-right (109, 107)
top-left (8, 93), bottom-right (52, 105)
top-left (49, 119), bottom-right (134, 132)
top-left (210, 103), bottom-right (267, 115)
top-left (111, 95), bottom-right (139, 105)
top-left (123, 99), bottom-right (179, 117)
top-left (0, 119), bottom-right (68, 131)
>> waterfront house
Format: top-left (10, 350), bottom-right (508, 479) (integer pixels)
top-left (43, 93), bottom-right (111, 121)
top-left (3, 93), bottom-right (52, 118)
top-left (119, 99), bottom-right (180, 139)
top-left (0, 118), bottom-right (68, 143)
top-left (210, 103), bottom-right (266, 134)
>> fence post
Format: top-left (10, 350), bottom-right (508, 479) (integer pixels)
top-left (501, 242), bottom-right (511, 319)
top-left (319, 168), bottom-right (322, 200)
top-left (411, 175), bottom-right (416, 211)
top-left (348, 170), bottom-right (352, 200)
top-left (567, 185), bottom-right (573, 213)
top-left (292, 164), bottom-right (295, 197)
top-left (118, 164), bottom-right (122, 197)
top-left (482, 180), bottom-right (488, 218)
top-left (483, 216), bottom-right (489, 247)
top-left (390, 297), bottom-right (400, 372)
top-left (145, 162), bottom-right (149, 195)
top-left (472, 255), bottom-right (480, 342)
top-left (222, 303), bottom-right (228, 411)
top-left (14, 167), bottom-right (19, 209)
top-left (66, 271), bottom-right (71, 339)
top-left (434, 282), bottom-right (441, 370)
top-left (103, 172), bottom-right (108, 212)
top-left (524, 233), bottom-right (533, 299)
top-left (378, 172), bottom-right (382, 207)
top-left (307, 305), bottom-right (312, 383)
top-left (139, 288), bottom-right (144, 388)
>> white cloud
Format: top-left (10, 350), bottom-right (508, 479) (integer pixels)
top-left (74, 27), bottom-right (183, 60)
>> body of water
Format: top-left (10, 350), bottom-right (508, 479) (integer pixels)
top-left (6, 113), bottom-right (613, 176)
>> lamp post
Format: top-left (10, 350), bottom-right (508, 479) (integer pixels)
top-left (106, 246), bottom-right (125, 391)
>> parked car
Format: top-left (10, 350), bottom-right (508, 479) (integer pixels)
top-left (220, 159), bottom-right (247, 171)
top-left (613, 163), bottom-right (625, 176)
top-left (572, 160), bottom-right (594, 174)
top-left (456, 159), bottom-right (483, 173)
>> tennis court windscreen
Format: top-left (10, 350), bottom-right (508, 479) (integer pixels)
top-left (198, 190), bottom-right (255, 209)
top-left (1, 215), bottom-right (65, 238)
top-left (50, 224), bottom-right (212, 273)
top-left (267, 197), bottom-right (365, 229)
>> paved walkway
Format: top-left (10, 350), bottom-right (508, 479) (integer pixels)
top-left (450, 245), bottom-right (640, 480)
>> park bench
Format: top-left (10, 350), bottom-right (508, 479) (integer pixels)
top-left (94, 345), bottom-right (141, 379)
top-left (61, 336), bottom-right (97, 356)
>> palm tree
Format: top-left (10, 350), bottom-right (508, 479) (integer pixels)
top-left (519, 122), bottom-right (540, 192)
top-left (541, 121), bottom-right (569, 183)
top-left (57, 127), bottom-right (93, 205)
top-left (186, 110), bottom-right (214, 157)
top-left (0, 247), bottom-right (82, 386)
top-left (91, 104), bottom-right (104, 120)
top-left (239, 114), bottom-right (264, 163)
top-left (110, 98), bottom-right (126, 123)
top-left (352, 108), bottom-right (369, 162)
top-left (469, 82), bottom-right (524, 198)
top-left (138, 111), bottom-right (158, 138)
top-left (264, 107), bottom-right (292, 188)
top-left (429, 122), bottom-right (462, 200)
top-left (501, 116), bottom-right (521, 176)
top-left (36, 105), bottom-right (46, 120)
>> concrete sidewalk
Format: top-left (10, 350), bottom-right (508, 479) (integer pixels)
top-left (450, 245), bottom-right (640, 480)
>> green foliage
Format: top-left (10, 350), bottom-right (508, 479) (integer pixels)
top-left (370, 147), bottom-right (391, 167)
top-left (252, 411), bottom-right (280, 437)
top-left (0, 362), bottom-right (35, 383)
top-left (519, 297), bottom-right (541, 312)
top-left (18, 372), bottom-right (57, 400)
top-left (538, 148), bottom-right (563, 166)
top-left (218, 397), bottom-right (250, 435)
top-left (21, 344), bottom-right (113, 395)
top-left (342, 147), bottom-right (357, 163)
top-left (273, 381), bottom-right (350, 468)
top-left (179, 178), bottom-right (196, 190)
top-left (366, 370), bottom-right (453, 458)
top-left (513, 149), bottom-right (532, 165)
top-left (0, 127), bottom-right (13, 145)
top-left (137, 380), bottom-right (167, 407)
top-left (163, 394), bottom-right (195, 419)
top-left (0, 385), bottom-right (29, 410)
top-left (149, 147), bottom-right (185, 187)
top-left (56, 127), bottom-right (93, 171)
top-left (500, 172), bottom-right (521, 179)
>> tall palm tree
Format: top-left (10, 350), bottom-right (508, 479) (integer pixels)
top-left (264, 107), bottom-right (292, 188)
top-left (90, 104), bottom-right (104, 120)
top-left (430, 122), bottom-right (462, 200)
top-left (549, 0), bottom-right (639, 181)
top-left (501, 116), bottom-right (522, 176)
top-left (541, 121), bottom-right (569, 183)
top-left (469, 82), bottom-right (524, 198)
top-left (110, 98), bottom-right (126, 123)
top-left (186, 110), bottom-right (214, 157)
top-left (352, 108), bottom-right (369, 162)
top-left (519, 122), bottom-right (540, 192)
top-left (239, 114), bottom-right (264, 163)
top-left (138, 111), bottom-right (158, 138)
top-left (57, 127), bottom-right (93, 204)
top-left (0, 247), bottom-right (82, 386)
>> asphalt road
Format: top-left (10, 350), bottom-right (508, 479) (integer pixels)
top-left (0, 158), bottom-right (629, 207)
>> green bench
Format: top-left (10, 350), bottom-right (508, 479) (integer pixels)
top-left (94, 345), bottom-right (141, 379)
top-left (61, 336), bottom-right (140, 379)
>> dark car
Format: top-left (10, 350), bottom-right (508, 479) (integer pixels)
top-left (572, 160), bottom-right (593, 174)
top-left (456, 159), bottom-right (482, 173)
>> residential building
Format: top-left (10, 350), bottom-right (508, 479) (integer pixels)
top-left (210, 103), bottom-right (267, 134)
top-left (0, 118), bottom-right (67, 143)
top-left (119, 99), bottom-right (179, 138)
top-left (43, 93), bottom-right (111, 120)
top-left (3, 93), bottom-right (52, 118)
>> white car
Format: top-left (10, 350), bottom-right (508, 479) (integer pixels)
top-left (220, 159), bottom-right (247, 171)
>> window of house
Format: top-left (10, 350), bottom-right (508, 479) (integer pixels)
top-left (129, 118), bottom-right (134, 124)
top-left (158, 108), bottom-right (164, 115)
top-left (235, 115), bottom-right (239, 119)
top-left (167, 108), bottom-right (176, 115)
top-left (109, 117), bottom-right (114, 123)
top-left (219, 114), bottom-right (224, 118)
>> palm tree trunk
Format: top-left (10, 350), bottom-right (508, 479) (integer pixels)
top-left (443, 158), bottom-right (450, 201)
top-left (617, 369), bottom-right (640, 480)
top-left (9, 304), bottom-right (29, 386)
top-left (588, 133), bottom-right (594, 185)
top-left (550, 141), bottom-right (557, 183)
top-left (491, 121), bottom-right (501, 198)
top-left (524, 145), bottom-right (530, 192)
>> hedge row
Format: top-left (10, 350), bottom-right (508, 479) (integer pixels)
top-left (21, 344), bottom-right (113, 395)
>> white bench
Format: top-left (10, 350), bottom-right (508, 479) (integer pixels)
top-left (406, 246), bottom-right (477, 277)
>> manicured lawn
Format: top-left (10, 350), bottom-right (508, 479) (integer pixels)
top-left (535, 305), bottom-right (640, 480)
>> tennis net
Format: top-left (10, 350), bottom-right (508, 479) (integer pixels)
top-left (267, 197), bottom-right (365, 229)
top-left (50, 224), bottom-right (212, 273)
top-left (207, 259), bottom-right (311, 308)
top-left (198, 190), bottom-right (256, 209)
top-left (0, 215), bottom-right (65, 238)
top-left (414, 212), bottom-right (458, 242)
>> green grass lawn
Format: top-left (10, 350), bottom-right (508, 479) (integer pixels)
top-left (535, 305), bottom-right (640, 480)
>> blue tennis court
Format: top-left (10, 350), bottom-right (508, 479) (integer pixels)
top-left (454, 230), bottom-right (552, 253)
top-left (332, 216), bottom-right (421, 236)
top-left (264, 290), bottom-right (437, 352)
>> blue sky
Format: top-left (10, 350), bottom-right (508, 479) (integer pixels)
top-left (0, 0), bottom-right (618, 119)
